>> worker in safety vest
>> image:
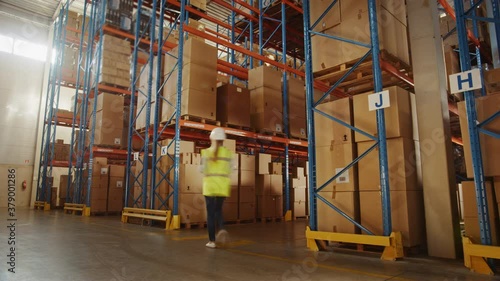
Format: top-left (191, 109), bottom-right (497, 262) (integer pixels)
top-left (200, 127), bottom-right (234, 248)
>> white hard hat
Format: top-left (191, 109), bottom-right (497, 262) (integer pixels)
top-left (210, 127), bottom-right (226, 140)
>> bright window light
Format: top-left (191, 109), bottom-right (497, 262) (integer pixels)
top-left (13, 40), bottom-right (48, 62)
top-left (0, 34), bottom-right (14, 53)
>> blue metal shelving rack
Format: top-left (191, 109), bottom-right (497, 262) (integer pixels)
top-left (453, 0), bottom-right (500, 251)
top-left (124, 0), bottom-right (187, 228)
top-left (35, 0), bottom-right (71, 209)
top-left (302, 0), bottom-right (392, 236)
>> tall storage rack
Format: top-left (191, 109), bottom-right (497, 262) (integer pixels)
top-left (302, 0), bottom-right (415, 260)
top-left (35, 0), bottom-right (72, 210)
top-left (452, 0), bottom-right (500, 274)
top-left (36, 0), bottom-right (314, 219)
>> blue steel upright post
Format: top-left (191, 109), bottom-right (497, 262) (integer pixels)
top-left (368, 0), bottom-right (392, 236)
top-left (454, 0), bottom-right (492, 246)
top-left (281, 0), bottom-right (291, 219)
top-left (302, 0), bottom-right (318, 230)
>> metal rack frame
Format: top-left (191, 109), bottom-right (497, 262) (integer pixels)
top-left (303, 0), bottom-right (392, 236)
top-left (453, 0), bottom-right (500, 251)
top-left (35, 0), bottom-right (71, 208)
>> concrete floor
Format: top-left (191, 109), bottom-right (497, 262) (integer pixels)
top-left (1, 208), bottom-right (499, 281)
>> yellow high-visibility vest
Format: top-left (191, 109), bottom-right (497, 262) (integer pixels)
top-left (201, 146), bottom-right (233, 197)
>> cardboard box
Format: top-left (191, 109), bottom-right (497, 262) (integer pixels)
top-left (163, 89), bottom-right (216, 121)
top-left (226, 186), bottom-right (239, 203)
top-left (292, 167), bottom-right (305, 179)
top-left (59, 175), bottom-right (70, 199)
top-left (239, 202), bottom-right (256, 220)
top-left (239, 154), bottom-right (255, 171)
top-left (294, 201), bottom-right (307, 217)
top-left (250, 87), bottom-right (282, 114)
top-left (495, 177), bottom-right (500, 203)
top-left (173, 38), bottom-right (217, 68)
top-left (257, 195), bottom-right (282, 218)
top-left (96, 92), bottom-right (124, 113)
top-left (107, 196), bottom-right (123, 212)
top-left (464, 217), bottom-right (499, 245)
top-left (315, 98), bottom-right (353, 146)
top-left (223, 139), bottom-right (236, 153)
top-left (256, 153), bottom-right (271, 175)
top-left (180, 153), bottom-right (192, 165)
top-left (458, 95), bottom-right (500, 177)
top-left (359, 190), bottom-right (425, 247)
top-left (289, 115), bottom-right (307, 138)
top-left (248, 66), bottom-right (283, 91)
top-left (165, 63), bottom-right (217, 96)
top-left (357, 138), bottom-right (418, 191)
top-left (177, 164), bottom-right (203, 194)
top-left (177, 193), bottom-right (207, 223)
top-left (461, 181), bottom-right (496, 219)
top-left (310, 0), bottom-right (341, 32)
top-left (270, 174), bottom-right (283, 196)
top-left (223, 202), bottom-right (238, 221)
top-left (292, 177), bottom-right (307, 190)
top-left (192, 153), bottom-right (201, 165)
top-left (353, 86), bottom-right (412, 142)
top-left (109, 165), bottom-right (125, 177)
top-left (316, 143), bottom-right (358, 192)
top-left (293, 187), bottom-right (307, 203)
top-left (109, 177), bottom-right (124, 189)
top-left (239, 186), bottom-right (256, 203)
top-left (251, 111), bottom-right (283, 133)
top-left (90, 199), bottom-right (107, 213)
top-left (484, 68), bottom-right (500, 93)
top-left (256, 175), bottom-right (271, 195)
top-left (269, 162), bottom-right (282, 175)
top-left (317, 191), bottom-right (359, 234)
top-left (239, 170), bottom-right (256, 187)
top-left (91, 186), bottom-right (108, 200)
top-left (311, 1), bottom-right (408, 73)
top-left (216, 84), bottom-right (251, 127)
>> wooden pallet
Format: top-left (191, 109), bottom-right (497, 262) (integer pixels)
top-left (258, 217), bottom-right (283, 223)
top-left (313, 50), bottom-right (413, 95)
top-left (181, 222), bottom-right (207, 229)
top-left (64, 203), bottom-right (86, 215)
top-left (221, 123), bottom-right (254, 132)
top-left (34, 201), bottom-right (48, 210)
top-left (257, 129), bottom-right (286, 138)
top-left (99, 81), bottom-right (130, 91)
top-left (90, 211), bottom-right (122, 216)
top-left (293, 215), bottom-right (309, 220)
top-left (225, 218), bottom-right (257, 225)
top-left (289, 136), bottom-right (308, 141)
top-left (169, 115), bottom-right (221, 127)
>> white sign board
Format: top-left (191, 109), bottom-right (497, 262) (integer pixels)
top-left (449, 69), bottom-right (482, 94)
top-left (133, 152), bottom-right (139, 161)
top-left (335, 168), bottom-right (350, 184)
top-left (368, 90), bottom-right (390, 111)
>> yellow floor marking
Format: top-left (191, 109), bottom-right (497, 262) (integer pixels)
top-left (171, 235), bottom-right (208, 241)
top-left (226, 248), bottom-right (412, 281)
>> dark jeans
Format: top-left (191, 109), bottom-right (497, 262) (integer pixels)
top-left (205, 196), bottom-right (225, 242)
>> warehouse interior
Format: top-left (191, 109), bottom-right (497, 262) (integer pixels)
top-left (0, 0), bottom-right (500, 280)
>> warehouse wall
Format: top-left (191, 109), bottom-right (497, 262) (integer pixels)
top-left (0, 11), bottom-right (49, 207)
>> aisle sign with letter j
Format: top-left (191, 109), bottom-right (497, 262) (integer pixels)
top-left (368, 90), bottom-right (390, 111)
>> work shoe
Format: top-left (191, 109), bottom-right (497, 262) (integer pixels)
top-left (205, 241), bottom-right (216, 248)
top-left (216, 229), bottom-right (228, 245)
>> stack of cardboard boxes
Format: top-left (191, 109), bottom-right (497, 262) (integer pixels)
top-left (311, 0), bottom-right (409, 73)
top-left (458, 91), bottom-right (500, 179)
top-left (83, 157), bottom-right (109, 213)
top-left (52, 139), bottom-right (71, 161)
top-left (315, 97), bottom-right (359, 234)
top-left (248, 66), bottom-right (284, 133)
top-left (135, 55), bottom-right (163, 130)
top-left (291, 167), bottom-right (308, 218)
top-left (239, 154), bottom-right (256, 221)
top-left (255, 153), bottom-right (284, 218)
top-left (90, 93), bottom-right (124, 147)
top-left (461, 181), bottom-right (499, 245)
top-left (108, 165), bottom-right (126, 212)
top-left (216, 84), bottom-right (251, 128)
top-left (163, 38), bottom-right (218, 122)
top-left (458, 80), bottom-right (500, 243)
top-left (59, 175), bottom-right (71, 206)
top-left (98, 35), bottom-right (131, 88)
top-left (354, 86), bottom-right (425, 247)
top-left (286, 76), bottom-right (307, 138)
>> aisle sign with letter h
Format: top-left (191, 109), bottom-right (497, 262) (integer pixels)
top-left (449, 69), bottom-right (482, 94)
